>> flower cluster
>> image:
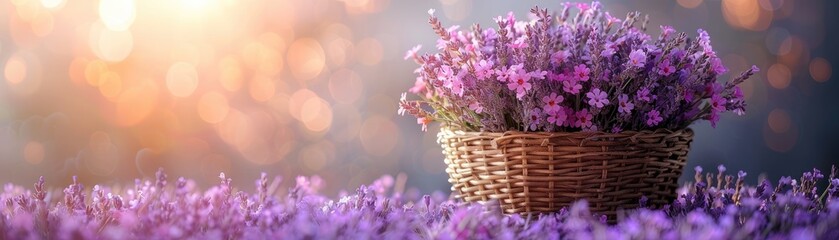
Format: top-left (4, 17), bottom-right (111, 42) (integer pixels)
top-left (1, 166), bottom-right (837, 239)
top-left (400, 2), bottom-right (758, 132)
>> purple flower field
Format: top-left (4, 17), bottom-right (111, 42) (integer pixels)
top-left (1, 165), bottom-right (837, 239)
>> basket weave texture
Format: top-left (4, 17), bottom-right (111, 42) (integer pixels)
top-left (438, 127), bottom-right (694, 216)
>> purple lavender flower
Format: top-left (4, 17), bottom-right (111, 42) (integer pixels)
top-left (573, 64), bottom-right (591, 82)
top-left (0, 166), bottom-right (839, 238)
top-left (542, 92), bottom-right (564, 113)
top-left (474, 59), bottom-right (495, 80)
top-left (628, 49), bottom-right (647, 68)
top-left (547, 107), bottom-right (568, 127)
top-left (586, 88), bottom-right (609, 108)
top-left (403, 44), bottom-right (422, 60)
top-left (575, 109), bottom-right (594, 128)
top-left (618, 94), bottom-right (634, 114)
top-left (657, 60), bottom-right (676, 76)
top-left (646, 110), bottom-right (663, 127)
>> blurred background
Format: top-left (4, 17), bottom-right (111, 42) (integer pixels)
top-left (0, 0), bottom-right (836, 194)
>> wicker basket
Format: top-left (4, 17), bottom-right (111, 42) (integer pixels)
top-left (438, 127), bottom-right (694, 217)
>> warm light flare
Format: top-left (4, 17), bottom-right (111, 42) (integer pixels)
top-left (99, 0), bottom-right (136, 31)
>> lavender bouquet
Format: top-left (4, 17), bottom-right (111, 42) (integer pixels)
top-left (399, 2), bottom-right (758, 132)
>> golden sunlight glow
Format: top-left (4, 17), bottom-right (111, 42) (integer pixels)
top-left (300, 96), bottom-right (333, 132)
top-left (4, 55), bottom-right (27, 85)
top-left (198, 91), bottom-right (230, 124)
top-left (356, 38), bottom-right (383, 66)
top-left (3, 52), bottom-right (41, 96)
top-left (359, 115), bottom-right (398, 156)
top-left (218, 57), bottom-right (244, 92)
top-left (23, 141), bottom-right (45, 164)
top-left (84, 131), bottom-right (119, 176)
top-left (328, 68), bottom-right (363, 104)
top-left (89, 22), bottom-right (134, 62)
top-left (288, 88), bottom-right (318, 121)
top-left (166, 62), bottom-right (200, 97)
top-left (180, 0), bottom-right (217, 12)
top-left (30, 10), bottom-right (54, 37)
top-left (115, 81), bottom-right (159, 126)
top-left (99, 0), bottom-right (136, 31)
top-left (249, 76), bottom-right (276, 102)
top-left (40, 0), bottom-right (66, 9)
top-left (98, 71), bottom-right (123, 100)
top-left (84, 59), bottom-right (108, 87)
top-left (287, 38), bottom-right (325, 81)
top-left (721, 0), bottom-right (772, 31)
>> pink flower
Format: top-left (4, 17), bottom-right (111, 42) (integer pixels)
top-left (403, 45), bottom-right (422, 60)
top-left (496, 63), bottom-right (523, 82)
top-left (542, 92), bottom-right (564, 113)
top-left (573, 64), bottom-right (591, 81)
top-left (438, 65), bottom-right (465, 96)
top-left (547, 108), bottom-right (567, 126)
top-left (551, 50), bottom-right (570, 65)
top-left (586, 88), bottom-right (609, 108)
top-left (528, 108), bottom-right (542, 131)
top-left (474, 60), bottom-right (494, 80)
top-left (575, 109), bottom-right (593, 128)
top-left (646, 110), bottom-right (663, 127)
top-left (618, 94), bottom-right (634, 114)
top-left (469, 102), bottom-right (483, 114)
top-left (657, 60), bottom-right (676, 76)
top-left (628, 49), bottom-right (646, 68)
top-left (506, 64), bottom-right (532, 99)
top-left (562, 79), bottom-right (582, 94)
top-left (710, 94), bottom-right (726, 112)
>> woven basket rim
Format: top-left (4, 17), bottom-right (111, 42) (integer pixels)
top-left (440, 126), bottom-right (694, 137)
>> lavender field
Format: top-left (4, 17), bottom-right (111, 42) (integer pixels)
top-left (1, 166), bottom-right (837, 239)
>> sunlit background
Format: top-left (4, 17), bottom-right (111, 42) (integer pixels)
top-left (0, 0), bottom-right (836, 194)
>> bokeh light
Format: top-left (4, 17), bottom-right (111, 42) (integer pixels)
top-left (809, 58), bottom-right (832, 82)
top-left (287, 38), bottom-right (324, 81)
top-left (23, 141), bottom-right (45, 165)
top-left (89, 22), bottom-right (134, 62)
top-left (767, 63), bottom-right (791, 89)
top-left (197, 91), bottom-right (230, 124)
top-left (166, 62), bottom-right (200, 97)
top-left (99, 0), bottom-right (136, 31)
top-left (677, 0), bottom-right (703, 9)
